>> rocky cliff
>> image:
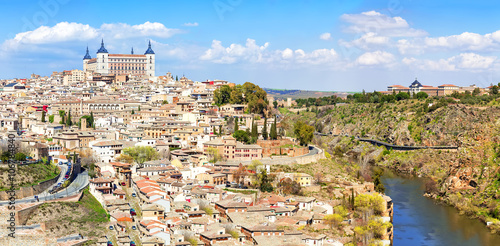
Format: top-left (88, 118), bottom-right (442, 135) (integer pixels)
top-left (283, 101), bottom-right (500, 232)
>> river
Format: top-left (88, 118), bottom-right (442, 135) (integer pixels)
top-left (381, 169), bottom-right (500, 246)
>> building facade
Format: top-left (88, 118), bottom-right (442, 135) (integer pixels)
top-left (84, 40), bottom-right (155, 77)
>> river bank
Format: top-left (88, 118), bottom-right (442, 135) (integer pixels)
top-left (381, 168), bottom-right (500, 246)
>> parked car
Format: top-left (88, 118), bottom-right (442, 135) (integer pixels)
top-left (109, 225), bottom-right (114, 230)
top-left (131, 225), bottom-right (137, 230)
top-left (121, 182), bottom-right (126, 186)
top-left (131, 193), bottom-right (136, 197)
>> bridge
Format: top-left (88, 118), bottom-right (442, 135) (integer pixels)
top-left (314, 132), bottom-right (458, 150)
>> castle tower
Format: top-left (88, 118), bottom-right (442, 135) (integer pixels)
top-left (83, 46), bottom-right (91, 73)
top-left (144, 40), bottom-right (155, 77)
top-left (96, 39), bottom-right (109, 74)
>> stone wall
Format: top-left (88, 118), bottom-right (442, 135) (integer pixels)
top-left (257, 139), bottom-right (308, 157)
top-left (224, 146), bottom-right (325, 166)
top-left (16, 203), bottom-right (43, 225)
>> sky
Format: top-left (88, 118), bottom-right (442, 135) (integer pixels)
top-left (2, 0), bottom-right (500, 92)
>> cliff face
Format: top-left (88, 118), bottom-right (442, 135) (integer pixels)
top-left (284, 101), bottom-right (500, 231)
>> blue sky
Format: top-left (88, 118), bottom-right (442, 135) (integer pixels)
top-left (2, 0), bottom-right (500, 91)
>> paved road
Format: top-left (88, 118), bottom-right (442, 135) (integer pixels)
top-left (38, 164), bottom-right (67, 197)
top-left (0, 170), bottom-right (89, 205)
top-left (314, 132), bottom-right (458, 150)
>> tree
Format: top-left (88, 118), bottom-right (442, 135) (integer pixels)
top-left (49, 115), bottom-right (54, 123)
top-left (273, 101), bottom-right (278, 108)
top-left (473, 88), bottom-right (481, 96)
top-left (314, 172), bottom-right (323, 184)
top-left (233, 130), bottom-right (250, 144)
top-left (324, 214), bottom-right (343, 229)
top-left (175, 75), bottom-right (178, 81)
top-left (89, 111), bottom-right (94, 128)
top-left (213, 82), bottom-right (268, 114)
top-left (233, 164), bottom-right (247, 185)
top-left (490, 85), bottom-right (499, 95)
top-left (395, 92), bottom-right (410, 101)
top-left (251, 118), bottom-right (258, 142)
top-left (213, 125), bottom-right (217, 135)
top-left (115, 154), bottom-right (134, 164)
top-left (355, 193), bottom-right (385, 220)
top-left (66, 110), bottom-right (72, 126)
top-left (138, 105), bottom-right (141, 111)
top-left (41, 110), bottom-right (46, 122)
top-left (207, 147), bottom-right (222, 163)
top-left (257, 169), bottom-right (274, 192)
top-left (270, 115), bottom-right (278, 140)
top-left (234, 117), bottom-right (239, 132)
top-left (131, 109), bottom-right (135, 115)
top-left (122, 146), bottom-right (159, 166)
top-left (14, 152), bottom-right (27, 161)
top-left (293, 120), bottom-right (314, 146)
top-left (262, 117), bottom-right (268, 140)
top-left (214, 85), bottom-right (232, 106)
top-left (372, 168), bottom-right (385, 193)
top-left (278, 178), bottom-right (302, 195)
top-left (1, 152), bottom-right (11, 163)
top-left (218, 125), bottom-right (223, 136)
top-left (415, 92), bottom-right (428, 99)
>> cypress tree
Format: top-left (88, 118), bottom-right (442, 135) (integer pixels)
top-left (41, 111), bottom-right (46, 122)
top-left (213, 125), bottom-right (217, 135)
top-left (234, 117), bottom-right (239, 132)
top-left (219, 125), bottom-right (222, 136)
top-left (262, 117), bottom-right (268, 140)
top-left (270, 115), bottom-right (278, 140)
top-left (66, 110), bottom-right (72, 126)
top-left (131, 109), bottom-right (135, 115)
top-left (351, 189), bottom-right (355, 209)
top-left (90, 111), bottom-right (94, 127)
top-left (251, 118), bottom-right (258, 139)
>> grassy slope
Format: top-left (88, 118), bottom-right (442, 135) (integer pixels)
top-left (26, 188), bottom-right (108, 242)
top-left (0, 162), bottom-right (59, 191)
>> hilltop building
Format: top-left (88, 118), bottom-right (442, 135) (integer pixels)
top-left (83, 40), bottom-right (155, 77)
top-left (385, 79), bottom-right (482, 96)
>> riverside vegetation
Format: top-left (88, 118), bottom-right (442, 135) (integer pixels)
top-left (282, 93), bottom-right (500, 234)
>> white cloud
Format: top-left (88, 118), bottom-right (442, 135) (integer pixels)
top-left (403, 57), bottom-right (456, 71)
top-left (402, 53), bottom-right (496, 71)
top-left (340, 32), bottom-right (390, 50)
top-left (6, 22), bottom-right (98, 45)
top-left (200, 39), bottom-right (338, 66)
top-left (340, 11), bottom-right (427, 37)
top-left (454, 53), bottom-right (496, 69)
top-left (100, 21), bottom-right (182, 39)
top-left (2, 21), bottom-right (181, 51)
top-left (356, 50), bottom-right (395, 66)
top-left (319, 32), bottom-right (332, 40)
top-left (183, 22), bottom-right (199, 27)
top-left (397, 31), bottom-right (500, 55)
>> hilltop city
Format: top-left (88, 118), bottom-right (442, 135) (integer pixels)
top-left (2, 38), bottom-right (500, 246)
top-left (0, 40), bottom-right (397, 246)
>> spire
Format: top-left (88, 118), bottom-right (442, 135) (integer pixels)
top-left (144, 40), bottom-right (155, 54)
top-left (83, 46), bottom-right (91, 60)
top-left (131, 47), bottom-right (134, 55)
top-left (97, 39), bottom-right (108, 53)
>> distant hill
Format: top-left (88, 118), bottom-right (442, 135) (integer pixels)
top-left (264, 88), bottom-right (352, 99)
